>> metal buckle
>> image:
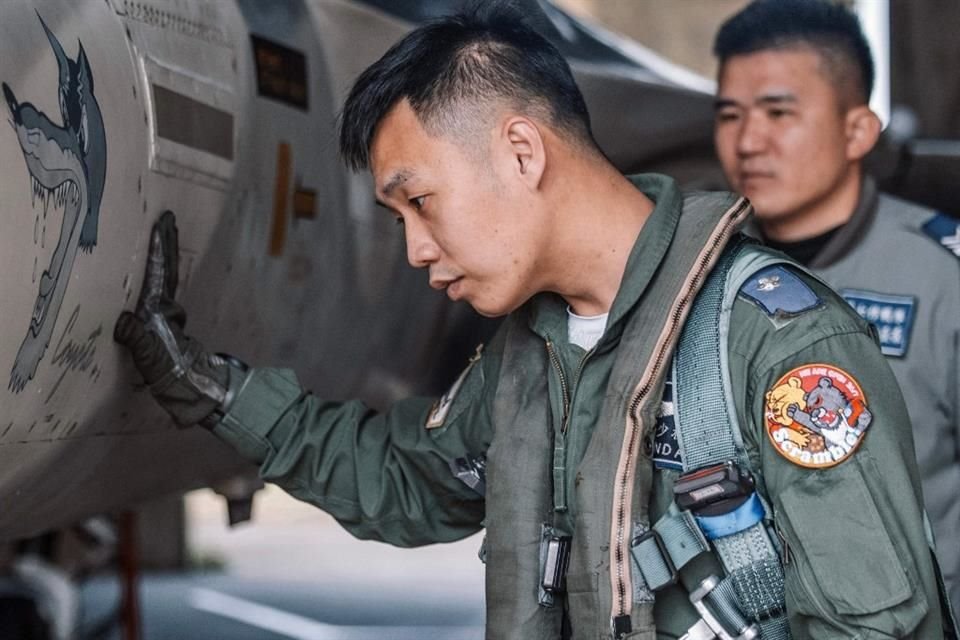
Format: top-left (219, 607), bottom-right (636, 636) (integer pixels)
top-left (541, 535), bottom-right (571, 594)
top-left (682, 575), bottom-right (759, 640)
top-left (633, 528), bottom-right (679, 588)
top-left (674, 461), bottom-right (755, 515)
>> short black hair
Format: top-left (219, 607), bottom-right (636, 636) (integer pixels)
top-left (338, 1), bottom-right (596, 171)
top-left (714, 0), bottom-right (874, 104)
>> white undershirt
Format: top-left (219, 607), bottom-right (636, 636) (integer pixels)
top-left (567, 307), bottom-right (609, 351)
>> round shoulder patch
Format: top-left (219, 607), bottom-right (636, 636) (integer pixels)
top-left (764, 363), bottom-right (872, 468)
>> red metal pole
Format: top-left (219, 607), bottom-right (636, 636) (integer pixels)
top-left (118, 511), bottom-right (141, 640)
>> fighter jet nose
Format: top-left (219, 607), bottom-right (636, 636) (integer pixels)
top-left (2, 82), bottom-right (17, 113)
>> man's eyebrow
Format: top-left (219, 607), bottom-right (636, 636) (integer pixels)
top-left (714, 93), bottom-right (798, 111)
top-left (755, 93), bottom-right (797, 106)
top-left (380, 169), bottom-right (412, 198)
top-left (713, 97), bottom-right (741, 111)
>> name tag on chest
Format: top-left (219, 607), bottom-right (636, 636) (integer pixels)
top-left (840, 289), bottom-right (916, 358)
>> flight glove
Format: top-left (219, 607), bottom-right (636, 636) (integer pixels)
top-left (114, 211), bottom-right (242, 427)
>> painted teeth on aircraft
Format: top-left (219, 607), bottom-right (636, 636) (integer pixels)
top-left (28, 179), bottom-right (80, 214)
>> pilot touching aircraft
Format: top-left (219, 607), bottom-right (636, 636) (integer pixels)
top-left (711, 0), bottom-right (960, 619)
top-left (116, 3), bottom-right (956, 638)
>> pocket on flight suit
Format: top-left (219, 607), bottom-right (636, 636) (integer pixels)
top-left (564, 571), bottom-right (599, 635)
top-left (777, 456), bottom-right (915, 617)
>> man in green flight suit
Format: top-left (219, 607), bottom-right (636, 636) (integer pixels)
top-left (114, 4), bottom-right (953, 638)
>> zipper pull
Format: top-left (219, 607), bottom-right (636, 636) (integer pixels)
top-left (612, 614), bottom-right (632, 638)
top-left (468, 343), bottom-right (484, 364)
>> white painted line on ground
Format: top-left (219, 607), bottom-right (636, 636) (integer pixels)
top-left (188, 587), bottom-right (481, 640)
top-left (189, 587), bottom-right (349, 640)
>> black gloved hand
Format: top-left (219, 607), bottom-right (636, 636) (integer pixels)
top-left (114, 211), bottom-right (233, 427)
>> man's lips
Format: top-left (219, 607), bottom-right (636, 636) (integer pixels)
top-left (738, 170), bottom-right (775, 187)
top-left (429, 275), bottom-right (463, 291)
top-left (447, 278), bottom-right (465, 300)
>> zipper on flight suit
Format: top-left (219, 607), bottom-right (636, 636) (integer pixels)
top-left (546, 340), bottom-right (570, 513)
top-left (609, 198), bottom-right (751, 637)
top-left (546, 340), bottom-right (591, 513)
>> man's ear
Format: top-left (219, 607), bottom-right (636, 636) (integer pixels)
top-left (502, 116), bottom-right (546, 189)
top-left (845, 105), bottom-right (881, 162)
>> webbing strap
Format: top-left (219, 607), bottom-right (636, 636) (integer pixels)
top-left (672, 242), bottom-right (792, 638)
top-left (756, 616), bottom-right (791, 640)
top-left (702, 576), bottom-right (789, 640)
top-left (715, 534), bottom-right (786, 626)
top-left (632, 506), bottom-right (710, 591)
top-left (695, 493), bottom-right (765, 540)
top-left (672, 242), bottom-right (741, 470)
top-left (704, 577), bottom-right (750, 634)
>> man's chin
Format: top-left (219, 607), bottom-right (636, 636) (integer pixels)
top-left (472, 307), bottom-right (510, 319)
top-left (466, 299), bottom-right (509, 318)
top-left (745, 199), bottom-right (789, 223)
top-left (466, 296), bottom-right (519, 319)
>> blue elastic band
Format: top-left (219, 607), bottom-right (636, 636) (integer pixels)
top-left (694, 492), bottom-right (765, 540)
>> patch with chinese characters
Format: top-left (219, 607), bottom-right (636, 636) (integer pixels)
top-left (653, 374), bottom-right (682, 470)
top-left (740, 265), bottom-right (820, 317)
top-left (840, 289), bottom-right (915, 357)
top-left (426, 344), bottom-right (483, 429)
top-left (764, 364), bottom-right (872, 468)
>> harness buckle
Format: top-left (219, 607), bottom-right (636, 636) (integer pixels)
top-left (674, 461), bottom-right (755, 516)
top-left (684, 575), bottom-right (760, 640)
top-left (632, 528), bottom-right (679, 587)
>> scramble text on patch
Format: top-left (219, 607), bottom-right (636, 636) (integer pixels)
top-left (764, 363), bottom-right (872, 468)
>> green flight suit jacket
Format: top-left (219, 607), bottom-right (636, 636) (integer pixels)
top-left (211, 174), bottom-right (945, 638)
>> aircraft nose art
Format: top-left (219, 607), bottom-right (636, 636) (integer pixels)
top-left (0, 0), bottom-right (509, 540)
top-left (0, 1), bottom-right (251, 540)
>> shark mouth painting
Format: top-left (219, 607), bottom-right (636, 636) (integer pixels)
top-left (4, 15), bottom-right (106, 392)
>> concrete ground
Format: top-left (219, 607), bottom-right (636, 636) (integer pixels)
top-left (78, 486), bottom-right (486, 639)
top-left (186, 485), bottom-right (486, 595)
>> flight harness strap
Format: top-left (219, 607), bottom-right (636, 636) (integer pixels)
top-left (632, 243), bottom-right (793, 640)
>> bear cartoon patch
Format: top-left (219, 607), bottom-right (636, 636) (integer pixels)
top-left (764, 364), bottom-right (872, 468)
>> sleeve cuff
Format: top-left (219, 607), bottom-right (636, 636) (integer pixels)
top-left (211, 367), bottom-right (304, 463)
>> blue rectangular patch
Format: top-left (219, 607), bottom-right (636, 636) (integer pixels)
top-left (840, 289), bottom-right (916, 358)
top-left (653, 376), bottom-right (683, 470)
top-left (740, 265), bottom-right (820, 316)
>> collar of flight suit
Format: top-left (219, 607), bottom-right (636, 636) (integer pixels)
top-left (525, 172), bottom-right (684, 344)
top-left (808, 175), bottom-right (879, 269)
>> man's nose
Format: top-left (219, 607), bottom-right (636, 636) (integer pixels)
top-left (737, 112), bottom-right (768, 155)
top-left (404, 220), bottom-right (440, 268)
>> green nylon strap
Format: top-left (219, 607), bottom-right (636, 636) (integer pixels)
top-left (672, 241), bottom-right (794, 637)
top-left (672, 239), bottom-right (744, 471)
top-left (633, 505), bottom-right (710, 591)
